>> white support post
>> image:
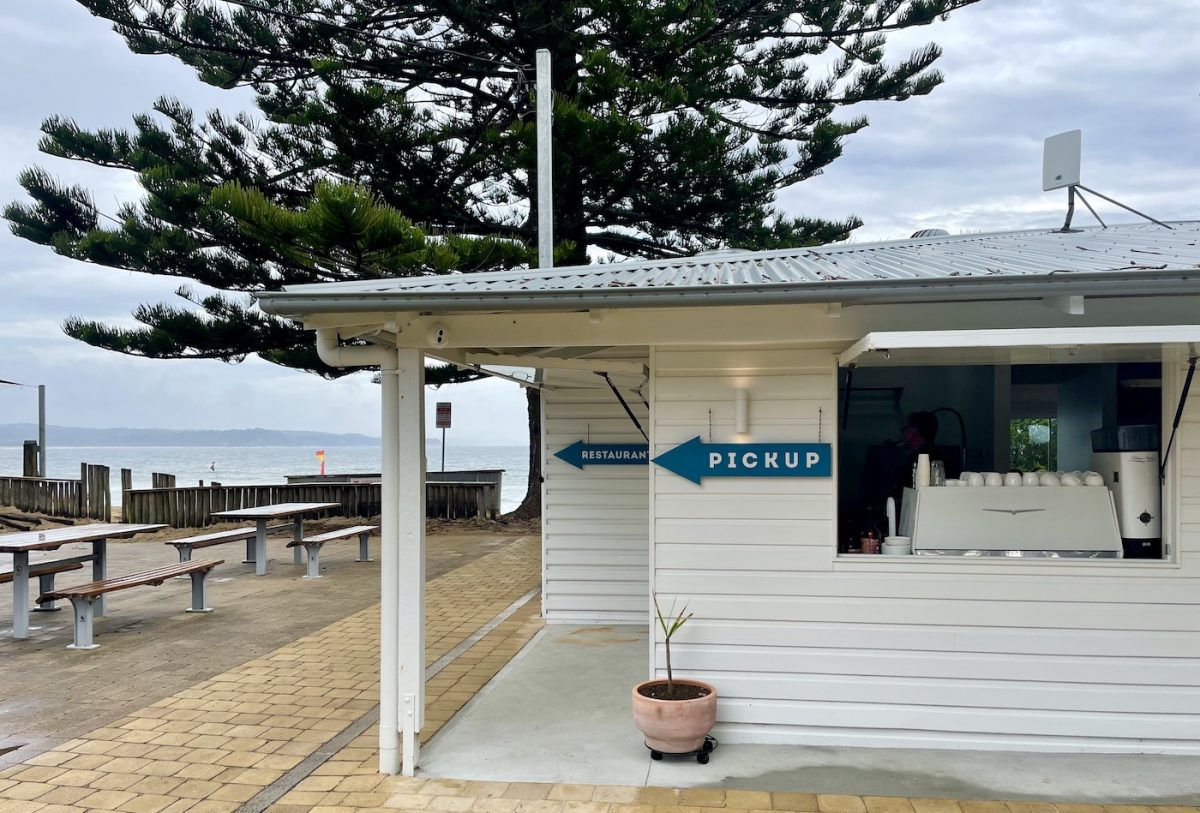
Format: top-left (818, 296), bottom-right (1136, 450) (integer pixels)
top-left (379, 351), bottom-right (401, 775)
top-left (396, 348), bottom-right (426, 777)
top-left (536, 48), bottom-right (553, 271)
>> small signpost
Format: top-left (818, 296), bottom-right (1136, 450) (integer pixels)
top-left (554, 441), bottom-right (649, 469)
top-left (653, 436), bottom-right (832, 484)
top-left (436, 402), bottom-right (452, 472)
top-left (315, 449), bottom-right (326, 476)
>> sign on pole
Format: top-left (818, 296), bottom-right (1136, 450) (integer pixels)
top-left (315, 449), bottom-right (326, 476)
top-left (435, 402), bottom-right (452, 472)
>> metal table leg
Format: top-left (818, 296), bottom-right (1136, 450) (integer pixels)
top-left (293, 516), bottom-right (303, 565)
top-left (93, 540), bottom-right (107, 617)
top-left (255, 520), bottom-right (268, 576)
top-left (34, 572), bottom-right (63, 612)
top-left (243, 536), bottom-right (256, 563)
top-left (12, 551), bottom-right (29, 639)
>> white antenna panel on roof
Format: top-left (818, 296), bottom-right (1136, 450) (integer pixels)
top-left (1043, 130), bottom-right (1082, 191)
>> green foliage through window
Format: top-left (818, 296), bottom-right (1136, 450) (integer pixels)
top-left (1010, 418), bottom-right (1057, 472)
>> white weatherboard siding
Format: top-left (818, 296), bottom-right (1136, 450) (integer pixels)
top-left (542, 372), bottom-right (650, 623)
top-left (650, 346), bottom-right (1200, 754)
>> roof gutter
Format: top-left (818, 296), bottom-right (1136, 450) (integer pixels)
top-left (257, 268), bottom-right (1200, 317)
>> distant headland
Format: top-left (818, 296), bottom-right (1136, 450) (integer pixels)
top-left (0, 423), bottom-right (382, 447)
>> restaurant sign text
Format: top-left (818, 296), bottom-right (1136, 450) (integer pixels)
top-left (554, 441), bottom-right (649, 469)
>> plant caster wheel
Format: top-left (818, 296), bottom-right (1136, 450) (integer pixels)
top-left (644, 736), bottom-right (718, 765)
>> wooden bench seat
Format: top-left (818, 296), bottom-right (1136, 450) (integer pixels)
top-left (287, 525), bottom-right (377, 579)
top-left (1, 557), bottom-right (87, 612)
top-left (166, 523), bottom-right (290, 564)
top-left (39, 559), bottom-right (224, 650)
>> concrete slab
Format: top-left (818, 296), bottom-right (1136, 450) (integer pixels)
top-left (420, 624), bottom-right (1200, 805)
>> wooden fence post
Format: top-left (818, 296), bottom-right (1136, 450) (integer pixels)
top-left (22, 441), bottom-right (40, 477)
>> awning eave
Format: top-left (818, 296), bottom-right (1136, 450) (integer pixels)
top-left (256, 268), bottom-right (1200, 319)
top-left (839, 325), bottom-right (1200, 367)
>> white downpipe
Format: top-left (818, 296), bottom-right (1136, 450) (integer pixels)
top-left (378, 350), bottom-right (401, 774)
top-left (311, 329), bottom-right (402, 774)
top-left (315, 327), bottom-right (393, 368)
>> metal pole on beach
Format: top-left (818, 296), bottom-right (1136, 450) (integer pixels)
top-left (536, 48), bottom-right (553, 270)
top-left (38, 384), bottom-right (46, 478)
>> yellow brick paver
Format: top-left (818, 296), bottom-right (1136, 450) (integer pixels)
top-left (0, 535), bottom-right (540, 813)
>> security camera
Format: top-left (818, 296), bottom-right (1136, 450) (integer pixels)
top-left (426, 323), bottom-right (450, 347)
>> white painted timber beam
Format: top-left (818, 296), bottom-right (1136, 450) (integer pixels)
top-left (465, 352), bottom-right (645, 375)
top-left (378, 350), bottom-right (400, 775)
top-left (395, 348), bottom-right (426, 776)
top-left (297, 296), bottom-right (1200, 353)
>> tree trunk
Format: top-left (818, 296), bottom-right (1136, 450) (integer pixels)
top-left (504, 386), bottom-right (542, 521)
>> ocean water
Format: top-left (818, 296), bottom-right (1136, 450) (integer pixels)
top-left (0, 444), bottom-right (530, 513)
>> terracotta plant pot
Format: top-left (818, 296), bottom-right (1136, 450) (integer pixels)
top-left (631, 679), bottom-right (717, 754)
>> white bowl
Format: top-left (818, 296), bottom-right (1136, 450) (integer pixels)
top-left (1039, 473), bottom-right (1061, 487)
top-left (944, 478), bottom-right (961, 487)
top-left (1004, 472), bottom-right (1023, 487)
top-left (1021, 472), bottom-right (1041, 486)
top-left (983, 472), bottom-right (1004, 487)
top-left (965, 472), bottom-right (985, 487)
top-left (1061, 472), bottom-right (1082, 487)
top-left (1084, 472), bottom-right (1105, 486)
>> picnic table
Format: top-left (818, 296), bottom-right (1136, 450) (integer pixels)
top-left (0, 523), bottom-right (166, 639)
top-left (210, 502), bottom-right (339, 576)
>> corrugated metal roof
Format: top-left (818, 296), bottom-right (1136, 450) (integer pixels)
top-left (257, 222), bottom-right (1200, 315)
top-left (280, 222), bottom-right (1200, 296)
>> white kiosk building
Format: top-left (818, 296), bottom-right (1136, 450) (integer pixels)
top-left (258, 222), bottom-right (1200, 776)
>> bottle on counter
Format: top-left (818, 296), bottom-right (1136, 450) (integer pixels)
top-left (860, 526), bottom-right (881, 555)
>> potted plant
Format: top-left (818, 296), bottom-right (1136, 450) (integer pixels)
top-left (632, 594), bottom-right (717, 762)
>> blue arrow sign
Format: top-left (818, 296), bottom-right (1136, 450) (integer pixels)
top-left (653, 436), bottom-right (832, 484)
top-left (554, 441), bottom-right (650, 469)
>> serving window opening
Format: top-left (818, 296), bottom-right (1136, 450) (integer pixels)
top-left (837, 356), bottom-right (1170, 561)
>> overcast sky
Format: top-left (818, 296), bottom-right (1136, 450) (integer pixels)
top-left (1, 1), bottom-right (1197, 444)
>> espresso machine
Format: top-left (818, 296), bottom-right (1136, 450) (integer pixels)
top-left (1091, 425), bottom-right (1161, 558)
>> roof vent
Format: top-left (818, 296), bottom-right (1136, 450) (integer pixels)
top-left (910, 228), bottom-right (950, 239)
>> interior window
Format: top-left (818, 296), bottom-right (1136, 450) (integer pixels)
top-left (838, 361), bottom-right (1165, 560)
top-left (1010, 418), bottom-right (1057, 472)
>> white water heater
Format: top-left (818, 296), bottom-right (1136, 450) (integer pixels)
top-left (1091, 450), bottom-right (1161, 558)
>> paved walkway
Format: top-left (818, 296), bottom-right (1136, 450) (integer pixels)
top-left (0, 533), bottom-right (541, 812)
top-left (0, 524), bottom-right (514, 763)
